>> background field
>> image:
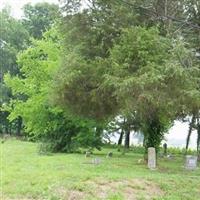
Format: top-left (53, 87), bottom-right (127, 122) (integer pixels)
top-left (1, 139), bottom-right (200, 200)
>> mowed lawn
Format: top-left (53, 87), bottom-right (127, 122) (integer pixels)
top-left (0, 139), bottom-right (200, 200)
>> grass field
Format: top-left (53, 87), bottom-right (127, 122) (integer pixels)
top-left (0, 139), bottom-right (200, 200)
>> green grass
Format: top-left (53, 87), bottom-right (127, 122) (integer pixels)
top-left (0, 139), bottom-right (200, 200)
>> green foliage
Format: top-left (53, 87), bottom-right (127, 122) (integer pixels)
top-left (108, 27), bottom-right (199, 151)
top-left (57, 23), bottom-right (200, 152)
top-left (2, 0), bottom-right (200, 154)
top-left (0, 7), bottom-right (29, 76)
top-left (61, 0), bottom-right (140, 59)
top-left (0, 7), bottom-right (29, 135)
top-left (4, 27), bottom-right (61, 132)
top-left (108, 27), bottom-right (198, 109)
top-left (54, 54), bottom-right (118, 120)
top-left (38, 115), bottom-right (101, 153)
top-left (166, 147), bottom-right (196, 155)
top-left (182, 0), bottom-right (200, 52)
top-left (4, 27), bottom-right (101, 152)
top-left (22, 2), bottom-right (60, 39)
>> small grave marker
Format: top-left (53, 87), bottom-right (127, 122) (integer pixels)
top-left (106, 152), bottom-right (113, 158)
top-left (85, 151), bottom-right (91, 158)
top-left (92, 158), bottom-right (101, 165)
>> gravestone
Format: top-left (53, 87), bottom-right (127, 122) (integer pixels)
top-left (166, 154), bottom-right (174, 160)
top-left (92, 158), bottom-right (101, 165)
top-left (148, 147), bottom-right (156, 169)
top-left (85, 151), bottom-right (91, 158)
top-left (158, 152), bottom-right (164, 158)
top-left (106, 152), bottom-right (113, 158)
top-left (163, 143), bottom-right (167, 155)
top-left (185, 155), bottom-right (197, 170)
top-left (137, 159), bottom-right (145, 164)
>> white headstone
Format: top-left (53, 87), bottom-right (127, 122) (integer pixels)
top-left (148, 147), bottom-right (156, 169)
top-left (185, 155), bottom-right (197, 170)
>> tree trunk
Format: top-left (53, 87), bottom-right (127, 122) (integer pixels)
top-left (124, 129), bottom-right (130, 149)
top-left (95, 125), bottom-right (103, 150)
top-left (186, 115), bottom-right (196, 153)
top-left (197, 130), bottom-right (200, 155)
top-left (9, 123), bottom-right (12, 135)
top-left (17, 117), bottom-right (23, 136)
top-left (5, 124), bottom-right (9, 134)
top-left (143, 114), bottom-right (164, 154)
top-left (196, 118), bottom-right (200, 158)
top-left (118, 129), bottom-right (124, 146)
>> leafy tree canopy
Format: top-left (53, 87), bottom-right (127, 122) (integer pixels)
top-left (4, 27), bottom-right (103, 152)
top-left (22, 2), bottom-right (60, 39)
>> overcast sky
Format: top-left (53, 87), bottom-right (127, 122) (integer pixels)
top-left (0, 0), bottom-right (59, 18)
top-left (0, 0), bottom-right (198, 149)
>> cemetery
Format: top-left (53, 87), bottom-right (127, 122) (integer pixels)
top-left (0, 0), bottom-right (200, 199)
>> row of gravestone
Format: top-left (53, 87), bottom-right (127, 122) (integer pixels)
top-left (148, 147), bottom-right (198, 170)
top-left (85, 151), bottom-right (113, 158)
top-left (85, 148), bottom-right (198, 170)
top-left (84, 151), bottom-right (113, 165)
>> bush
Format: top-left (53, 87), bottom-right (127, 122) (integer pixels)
top-left (37, 113), bottom-right (102, 153)
top-left (166, 147), bottom-right (196, 155)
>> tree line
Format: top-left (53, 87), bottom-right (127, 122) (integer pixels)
top-left (1, 0), bottom-right (200, 157)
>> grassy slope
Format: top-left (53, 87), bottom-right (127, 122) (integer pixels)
top-left (0, 139), bottom-right (200, 200)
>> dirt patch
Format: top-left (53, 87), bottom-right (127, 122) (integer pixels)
top-left (55, 187), bottom-right (86, 200)
top-left (88, 178), bottom-right (164, 200)
top-left (55, 178), bottom-right (164, 200)
top-left (1, 194), bottom-right (40, 200)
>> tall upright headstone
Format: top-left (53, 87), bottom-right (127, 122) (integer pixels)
top-left (185, 155), bottom-right (197, 170)
top-left (148, 147), bottom-right (156, 169)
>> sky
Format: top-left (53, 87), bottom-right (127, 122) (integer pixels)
top-left (0, 0), bottom-right (198, 149)
top-left (0, 0), bottom-right (59, 18)
top-left (111, 120), bottom-right (197, 149)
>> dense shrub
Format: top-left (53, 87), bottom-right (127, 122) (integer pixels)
top-left (37, 113), bottom-right (102, 153)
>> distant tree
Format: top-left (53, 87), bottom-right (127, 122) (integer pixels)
top-left (106, 114), bottom-right (141, 150)
top-left (22, 2), bottom-right (60, 39)
top-left (0, 7), bottom-right (29, 135)
top-left (0, 7), bottom-right (29, 76)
